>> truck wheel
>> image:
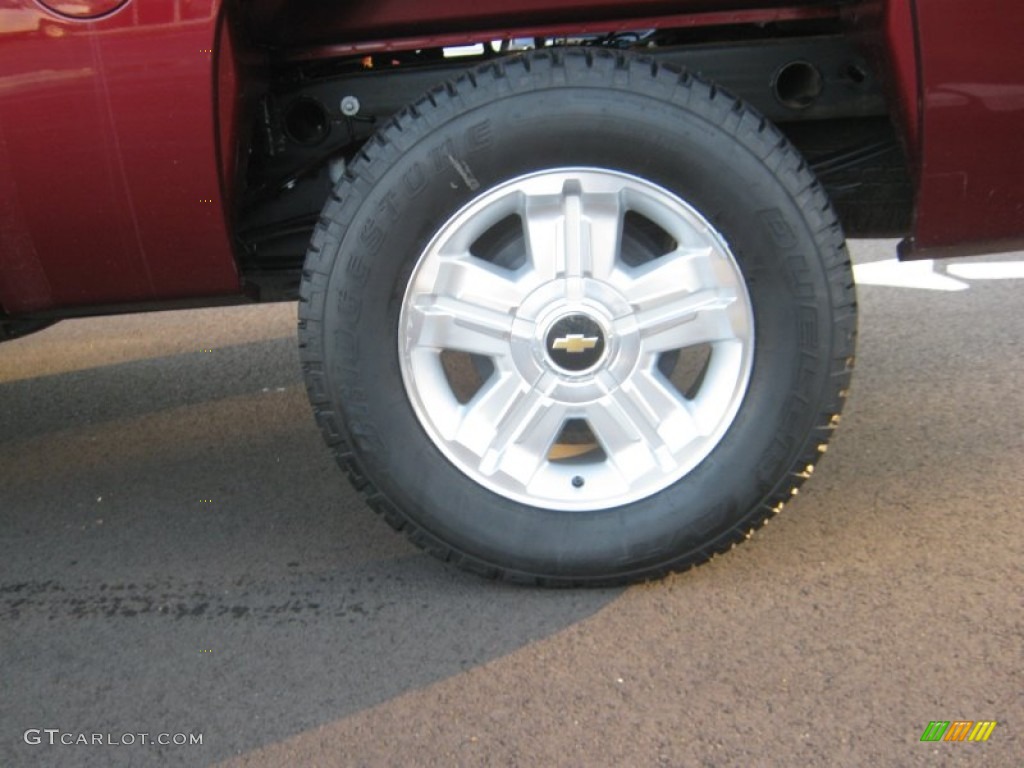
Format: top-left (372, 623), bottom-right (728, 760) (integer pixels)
top-left (298, 49), bottom-right (855, 585)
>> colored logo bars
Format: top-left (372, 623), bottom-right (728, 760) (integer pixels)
top-left (920, 721), bottom-right (997, 742)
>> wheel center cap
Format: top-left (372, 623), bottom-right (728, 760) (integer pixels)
top-left (545, 313), bottom-right (606, 372)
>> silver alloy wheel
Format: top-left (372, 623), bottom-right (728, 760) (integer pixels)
top-left (399, 168), bottom-right (755, 511)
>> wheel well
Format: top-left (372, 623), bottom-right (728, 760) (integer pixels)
top-left (231, 21), bottom-right (911, 300)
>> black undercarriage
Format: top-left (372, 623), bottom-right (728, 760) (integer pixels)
top-left (236, 23), bottom-right (912, 301)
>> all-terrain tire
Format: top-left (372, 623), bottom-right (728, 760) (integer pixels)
top-left (298, 48), bottom-right (856, 586)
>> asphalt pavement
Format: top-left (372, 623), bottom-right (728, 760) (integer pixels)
top-left (1, 240), bottom-right (1020, 767)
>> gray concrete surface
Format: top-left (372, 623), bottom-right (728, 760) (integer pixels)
top-left (0, 240), bottom-right (1020, 767)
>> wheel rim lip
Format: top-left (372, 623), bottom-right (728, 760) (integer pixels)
top-left (398, 167), bottom-right (755, 511)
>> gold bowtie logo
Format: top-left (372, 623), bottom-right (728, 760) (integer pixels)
top-left (552, 334), bottom-right (599, 354)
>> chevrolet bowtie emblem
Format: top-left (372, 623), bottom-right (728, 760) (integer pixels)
top-left (552, 334), bottom-right (599, 354)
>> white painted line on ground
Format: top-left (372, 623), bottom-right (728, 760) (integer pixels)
top-left (852, 259), bottom-right (969, 291)
top-left (946, 261), bottom-right (1024, 280)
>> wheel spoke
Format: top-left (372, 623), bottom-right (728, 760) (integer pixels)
top-left (523, 183), bottom-right (624, 288)
top-left (452, 371), bottom-right (526, 455)
top-left (587, 373), bottom-right (683, 477)
top-left (634, 288), bottom-right (741, 353)
top-left (407, 254), bottom-right (536, 356)
top-left (628, 369), bottom-right (705, 443)
top-left (488, 397), bottom-right (569, 486)
top-left (457, 373), bottom-right (567, 485)
top-left (433, 254), bottom-right (535, 314)
top-left (616, 246), bottom-right (713, 307)
top-left (407, 294), bottom-right (515, 357)
top-left (583, 190), bottom-right (625, 282)
top-left (615, 245), bottom-right (747, 352)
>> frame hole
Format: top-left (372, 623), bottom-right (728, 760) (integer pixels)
top-left (773, 61), bottom-right (824, 110)
top-left (285, 99), bottom-right (330, 146)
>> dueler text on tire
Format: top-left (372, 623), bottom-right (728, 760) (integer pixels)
top-left (298, 48), bottom-right (856, 586)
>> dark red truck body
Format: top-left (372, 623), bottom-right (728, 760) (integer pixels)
top-left (1, 1), bottom-right (1020, 584)
top-left (0, 0), bottom-right (1022, 318)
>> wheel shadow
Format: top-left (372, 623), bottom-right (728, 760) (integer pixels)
top-left (0, 330), bottom-right (622, 768)
top-left (0, 336), bottom-right (301, 444)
